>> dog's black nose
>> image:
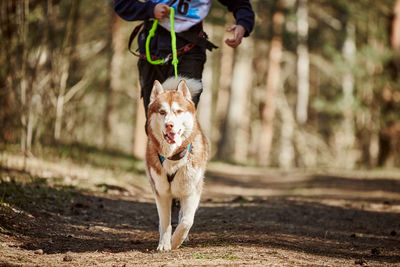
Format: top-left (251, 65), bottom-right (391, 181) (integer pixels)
top-left (165, 122), bottom-right (174, 131)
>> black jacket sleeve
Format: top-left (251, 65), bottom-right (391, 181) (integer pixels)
top-left (114, 0), bottom-right (157, 21)
top-left (217, 0), bottom-right (255, 37)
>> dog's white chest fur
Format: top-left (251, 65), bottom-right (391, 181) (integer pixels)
top-left (150, 139), bottom-right (203, 198)
top-left (166, 159), bottom-right (202, 198)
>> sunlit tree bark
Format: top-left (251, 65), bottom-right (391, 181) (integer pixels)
top-left (54, 0), bottom-right (80, 141)
top-left (296, 0), bottom-right (310, 124)
top-left (103, 13), bottom-right (124, 148)
top-left (219, 37), bottom-right (253, 163)
top-left (17, 0), bottom-right (30, 153)
top-left (335, 22), bottom-right (356, 169)
top-left (378, 0), bottom-right (400, 166)
top-left (215, 27), bottom-right (235, 158)
top-left (133, 82), bottom-right (147, 159)
top-left (258, 8), bottom-right (285, 166)
top-left (277, 91), bottom-right (295, 169)
top-left (197, 23), bottom-right (214, 138)
top-left (392, 0), bottom-right (400, 50)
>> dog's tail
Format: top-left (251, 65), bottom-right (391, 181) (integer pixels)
top-left (162, 76), bottom-right (202, 97)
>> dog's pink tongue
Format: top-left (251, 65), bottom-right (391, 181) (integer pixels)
top-left (165, 132), bottom-right (176, 144)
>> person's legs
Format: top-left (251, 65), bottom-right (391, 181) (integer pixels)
top-left (138, 47), bottom-right (206, 123)
top-left (167, 48), bottom-right (206, 107)
top-left (138, 59), bottom-right (169, 116)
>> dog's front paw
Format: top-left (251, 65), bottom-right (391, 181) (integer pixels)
top-left (157, 240), bottom-right (171, 251)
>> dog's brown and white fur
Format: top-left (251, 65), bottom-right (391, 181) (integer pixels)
top-left (146, 77), bottom-right (208, 251)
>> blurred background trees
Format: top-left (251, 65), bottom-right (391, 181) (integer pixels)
top-left (1, 0), bottom-right (399, 169)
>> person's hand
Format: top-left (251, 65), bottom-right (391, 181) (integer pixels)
top-left (225, 25), bottom-right (246, 48)
top-left (154, 3), bottom-right (170, 19)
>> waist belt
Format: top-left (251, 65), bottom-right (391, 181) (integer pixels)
top-left (128, 21), bottom-right (218, 61)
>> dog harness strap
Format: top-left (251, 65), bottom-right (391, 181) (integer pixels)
top-left (128, 20), bottom-right (217, 61)
top-left (158, 143), bottom-right (192, 164)
top-left (158, 154), bottom-right (166, 164)
top-left (167, 173), bottom-right (176, 183)
top-left (168, 143), bottom-right (192, 161)
top-left (128, 22), bottom-right (144, 56)
top-left (133, 43), bottom-right (196, 61)
top-left (158, 144), bottom-right (192, 183)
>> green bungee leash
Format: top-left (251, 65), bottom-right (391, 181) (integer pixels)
top-left (145, 7), bottom-right (179, 78)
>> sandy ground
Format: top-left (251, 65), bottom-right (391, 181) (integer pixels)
top-left (1, 157), bottom-right (400, 266)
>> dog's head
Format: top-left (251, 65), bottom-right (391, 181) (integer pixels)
top-left (147, 79), bottom-right (196, 147)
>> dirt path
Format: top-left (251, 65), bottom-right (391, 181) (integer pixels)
top-left (1, 158), bottom-right (400, 266)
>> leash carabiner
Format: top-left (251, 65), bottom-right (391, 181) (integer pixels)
top-left (145, 7), bottom-right (179, 78)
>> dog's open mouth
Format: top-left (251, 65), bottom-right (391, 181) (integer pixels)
top-left (163, 129), bottom-right (182, 145)
top-left (163, 132), bottom-right (176, 144)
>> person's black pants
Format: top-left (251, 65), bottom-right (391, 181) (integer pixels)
top-left (138, 46), bottom-right (206, 117)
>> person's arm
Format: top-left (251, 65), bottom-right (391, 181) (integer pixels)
top-left (114, 0), bottom-right (158, 21)
top-left (217, 0), bottom-right (255, 37)
top-left (217, 0), bottom-right (255, 48)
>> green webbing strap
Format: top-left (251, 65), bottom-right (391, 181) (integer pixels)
top-left (146, 7), bottom-right (179, 78)
top-left (169, 8), bottom-right (178, 78)
top-left (145, 19), bottom-right (164, 65)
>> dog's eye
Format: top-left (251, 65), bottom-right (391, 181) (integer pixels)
top-left (159, 110), bottom-right (166, 116)
top-left (176, 110), bottom-right (183, 115)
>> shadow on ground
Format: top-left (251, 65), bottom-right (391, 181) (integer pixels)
top-left (1, 166), bottom-right (399, 264)
top-left (206, 170), bottom-right (400, 194)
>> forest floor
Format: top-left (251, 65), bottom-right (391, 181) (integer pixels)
top-left (0, 145), bottom-right (400, 266)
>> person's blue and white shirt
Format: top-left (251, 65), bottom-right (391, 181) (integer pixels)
top-left (149, 0), bottom-right (211, 32)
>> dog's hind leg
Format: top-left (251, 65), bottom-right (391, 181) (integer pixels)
top-left (171, 198), bottom-right (180, 226)
top-left (178, 207), bottom-right (190, 242)
top-left (171, 193), bottom-right (200, 249)
top-left (155, 194), bottom-right (173, 251)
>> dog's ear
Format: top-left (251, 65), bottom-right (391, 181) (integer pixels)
top-left (150, 80), bottom-right (164, 104)
top-left (177, 79), bottom-right (192, 101)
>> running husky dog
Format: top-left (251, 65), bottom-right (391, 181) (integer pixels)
top-left (145, 77), bottom-right (208, 251)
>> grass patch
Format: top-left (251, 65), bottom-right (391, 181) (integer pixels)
top-left (192, 253), bottom-right (207, 259)
top-left (192, 251), bottom-right (238, 260)
top-left (222, 252), bottom-right (239, 260)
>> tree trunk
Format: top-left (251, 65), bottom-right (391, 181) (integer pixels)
top-left (257, 10), bottom-right (285, 166)
top-left (16, 0), bottom-right (29, 153)
top-left (392, 0), bottom-right (400, 50)
top-left (390, 0), bottom-right (400, 75)
top-left (215, 27), bottom-right (235, 158)
top-left (335, 22), bottom-right (356, 169)
top-left (197, 23), bottom-right (213, 138)
top-left (378, 0), bottom-right (400, 166)
top-left (54, 0), bottom-right (79, 141)
top-left (219, 37), bottom-right (254, 163)
top-left (103, 12), bottom-right (124, 148)
top-left (231, 38), bottom-right (253, 163)
top-left (296, 0), bottom-right (310, 124)
top-left (277, 90), bottom-right (295, 169)
top-left (133, 81), bottom-right (147, 159)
